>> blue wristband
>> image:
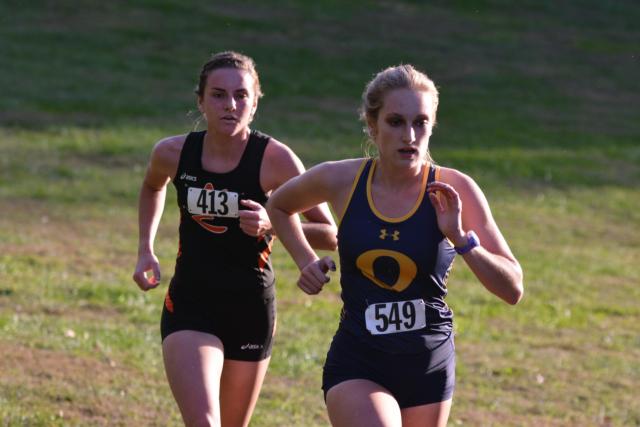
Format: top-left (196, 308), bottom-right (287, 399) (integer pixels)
top-left (454, 231), bottom-right (480, 255)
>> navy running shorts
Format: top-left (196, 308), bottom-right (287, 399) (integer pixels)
top-left (322, 327), bottom-right (455, 408)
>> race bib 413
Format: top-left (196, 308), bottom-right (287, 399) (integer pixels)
top-left (187, 187), bottom-right (239, 218)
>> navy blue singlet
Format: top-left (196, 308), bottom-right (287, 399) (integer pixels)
top-left (337, 158), bottom-right (456, 354)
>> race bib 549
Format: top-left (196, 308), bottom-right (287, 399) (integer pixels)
top-left (364, 299), bottom-right (427, 335)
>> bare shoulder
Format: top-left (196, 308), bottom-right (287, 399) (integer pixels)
top-left (438, 165), bottom-right (496, 228)
top-left (309, 158), bottom-right (367, 218)
top-left (148, 134), bottom-right (188, 180)
top-left (310, 158), bottom-right (367, 188)
top-left (438, 166), bottom-right (482, 195)
top-left (259, 136), bottom-right (305, 191)
top-left (263, 136), bottom-right (292, 156)
top-left (153, 134), bottom-right (187, 161)
top-left (304, 158), bottom-right (366, 200)
top-left (263, 137), bottom-right (300, 169)
top-left (261, 136), bottom-right (364, 193)
top-left (269, 157), bottom-right (367, 217)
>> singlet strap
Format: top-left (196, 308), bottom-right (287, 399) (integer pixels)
top-left (176, 131), bottom-right (206, 177)
top-left (178, 130), bottom-right (270, 181)
top-left (427, 163), bottom-right (440, 184)
top-left (337, 158), bottom-right (371, 226)
top-left (236, 130), bottom-right (270, 180)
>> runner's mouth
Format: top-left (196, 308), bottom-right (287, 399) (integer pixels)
top-left (398, 147), bottom-right (418, 154)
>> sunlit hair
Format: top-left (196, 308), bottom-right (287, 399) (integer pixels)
top-left (194, 51), bottom-right (263, 99)
top-left (359, 64), bottom-right (439, 159)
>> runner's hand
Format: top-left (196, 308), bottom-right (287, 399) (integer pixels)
top-left (133, 252), bottom-right (161, 291)
top-left (298, 256), bottom-right (336, 295)
top-left (427, 181), bottom-right (465, 245)
top-left (239, 199), bottom-right (272, 237)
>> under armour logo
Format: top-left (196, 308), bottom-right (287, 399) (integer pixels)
top-left (379, 229), bottom-right (400, 241)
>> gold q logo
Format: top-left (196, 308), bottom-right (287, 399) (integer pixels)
top-left (355, 249), bottom-right (417, 292)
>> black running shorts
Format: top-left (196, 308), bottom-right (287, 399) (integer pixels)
top-left (161, 283), bottom-right (276, 362)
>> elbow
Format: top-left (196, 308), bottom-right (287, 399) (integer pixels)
top-left (265, 199), bottom-right (277, 218)
top-left (319, 225), bottom-right (338, 251)
top-left (327, 232), bottom-right (338, 252)
top-left (505, 269), bottom-right (524, 305)
top-left (266, 200), bottom-right (291, 224)
top-left (505, 284), bottom-right (524, 305)
top-left (328, 224), bottom-right (338, 251)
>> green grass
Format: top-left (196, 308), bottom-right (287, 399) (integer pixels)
top-left (1, 1), bottom-right (639, 426)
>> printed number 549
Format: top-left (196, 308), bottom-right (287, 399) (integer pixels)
top-left (364, 299), bottom-right (426, 335)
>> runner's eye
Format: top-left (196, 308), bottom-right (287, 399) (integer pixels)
top-left (386, 117), bottom-right (403, 127)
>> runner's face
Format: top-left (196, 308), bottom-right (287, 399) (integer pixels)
top-left (198, 68), bottom-right (258, 136)
top-left (370, 88), bottom-right (434, 169)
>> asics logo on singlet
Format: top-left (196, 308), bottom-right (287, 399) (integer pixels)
top-left (241, 343), bottom-right (263, 350)
top-left (180, 172), bottom-right (197, 182)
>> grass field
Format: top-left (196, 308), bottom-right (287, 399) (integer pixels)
top-left (1, 1), bottom-right (639, 426)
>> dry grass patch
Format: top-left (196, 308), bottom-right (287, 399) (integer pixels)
top-left (0, 340), bottom-right (174, 426)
